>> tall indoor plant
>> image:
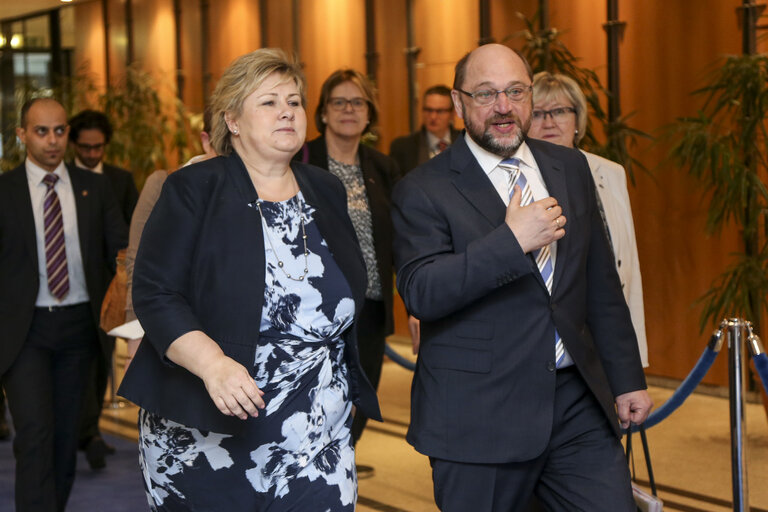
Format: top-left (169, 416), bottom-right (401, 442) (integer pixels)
top-left (668, 53), bottom-right (768, 417)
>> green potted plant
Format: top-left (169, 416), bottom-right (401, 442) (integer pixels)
top-left (668, 53), bottom-right (768, 417)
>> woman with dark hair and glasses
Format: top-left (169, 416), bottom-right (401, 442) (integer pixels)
top-left (298, 69), bottom-right (401, 456)
top-left (527, 71), bottom-right (648, 368)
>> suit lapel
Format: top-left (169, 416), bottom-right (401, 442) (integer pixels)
top-left (295, 166), bottom-right (366, 311)
top-left (528, 144), bottom-right (571, 295)
top-left (449, 137), bottom-right (506, 227)
top-left (8, 166), bottom-right (39, 266)
top-left (68, 165), bottom-right (93, 267)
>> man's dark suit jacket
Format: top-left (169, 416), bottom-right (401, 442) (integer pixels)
top-left (0, 163), bottom-right (128, 376)
top-left (391, 135), bottom-right (646, 464)
top-left (118, 151), bottom-right (382, 435)
top-left (389, 126), bottom-right (461, 175)
top-left (301, 136), bottom-right (401, 336)
top-left (71, 161), bottom-right (139, 225)
top-left (102, 163), bottom-right (138, 225)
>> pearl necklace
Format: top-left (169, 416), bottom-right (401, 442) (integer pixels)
top-left (255, 199), bottom-right (309, 281)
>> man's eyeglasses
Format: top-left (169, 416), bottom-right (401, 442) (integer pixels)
top-left (456, 85), bottom-right (532, 106)
top-left (75, 142), bottom-right (105, 152)
top-left (531, 107), bottom-right (576, 123)
top-left (328, 97), bottom-right (368, 111)
top-left (423, 108), bottom-right (452, 115)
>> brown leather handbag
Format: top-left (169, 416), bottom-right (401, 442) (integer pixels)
top-left (100, 248), bottom-right (127, 333)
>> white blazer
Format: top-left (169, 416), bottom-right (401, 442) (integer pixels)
top-left (583, 150), bottom-right (648, 367)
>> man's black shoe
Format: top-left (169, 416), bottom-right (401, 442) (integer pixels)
top-left (85, 436), bottom-right (109, 470)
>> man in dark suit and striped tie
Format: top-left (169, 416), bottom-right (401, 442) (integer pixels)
top-left (0, 98), bottom-right (127, 512)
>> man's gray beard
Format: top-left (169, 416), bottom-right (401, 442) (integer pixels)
top-left (464, 112), bottom-right (530, 158)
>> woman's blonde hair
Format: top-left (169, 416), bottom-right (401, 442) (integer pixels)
top-left (532, 71), bottom-right (588, 147)
top-left (209, 48), bottom-right (306, 156)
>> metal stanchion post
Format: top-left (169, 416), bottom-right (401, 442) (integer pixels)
top-left (726, 318), bottom-right (749, 511)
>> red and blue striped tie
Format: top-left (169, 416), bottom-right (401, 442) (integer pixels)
top-left (42, 173), bottom-right (69, 301)
top-left (501, 158), bottom-right (565, 367)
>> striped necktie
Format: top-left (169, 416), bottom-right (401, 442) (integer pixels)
top-left (42, 173), bottom-right (69, 301)
top-left (500, 158), bottom-right (565, 367)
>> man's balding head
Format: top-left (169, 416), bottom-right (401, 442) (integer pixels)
top-left (16, 98), bottom-right (69, 172)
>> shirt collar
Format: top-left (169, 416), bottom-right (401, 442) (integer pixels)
top-left (463, 132), bottom-right (536, 177)
top-left (75, 156), bottom-right (103, 174)
top-left (25, 158), bottom-right (69, 187)
top-left (426, 130), bottom-right (450, 149)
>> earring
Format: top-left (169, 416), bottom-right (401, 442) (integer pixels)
top-left (321, 117), bottom-right (327, 124)
top-left (232, 128), bottom-right (239, 135)
top-left (574, 129), bottom-right (579, 134)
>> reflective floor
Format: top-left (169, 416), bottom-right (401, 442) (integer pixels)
top-left (104, 337), bottom-right (768, 512)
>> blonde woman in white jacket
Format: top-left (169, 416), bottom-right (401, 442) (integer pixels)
top-left (528, 71), bottom-right (648, 367)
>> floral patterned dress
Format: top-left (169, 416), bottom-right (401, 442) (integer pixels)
top-left (138, 192), bottom-right (357, 511)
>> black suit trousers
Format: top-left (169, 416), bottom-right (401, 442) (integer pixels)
top-left (350, 299), bottom-right (386, 444)
top-left (2, 304), bottom-right (98, 512)
top-left (429, 368), bottom-right (635, 512)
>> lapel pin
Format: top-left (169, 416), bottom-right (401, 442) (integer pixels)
top-left (82, 190), bottom-right (88, 197)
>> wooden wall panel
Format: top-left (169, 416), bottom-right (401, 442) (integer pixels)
top-left (73, 0), bottom-right (106, 98)
top-left (207, 0), bottom-right (261, 83)
top-left (179, 0), bottom-right (203, 112)
top-left (106, 0), bottom-right (127, 84)
top-left (264, 0), bottom-right (295, 55)
top-left (300, 0), bottom-right (367, 141)
top-left (374, 0), bottom-right (408, 152)
top-left (412, 0), bottom-right (476, 127)
top-left (614, 0), bottom-right (743, 384)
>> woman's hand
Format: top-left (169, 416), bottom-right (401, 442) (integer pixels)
top-left (165, 330), bottom-right (266, 420)
top-left (200, 354), bottom-right (266, 420)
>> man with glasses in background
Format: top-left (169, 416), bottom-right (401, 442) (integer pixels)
top-left (68, 109), bottom-right (138, 470)
top-left (389, 85), bottom-right (459, 175)
top-left (391, 44), bottom-right (651, 511)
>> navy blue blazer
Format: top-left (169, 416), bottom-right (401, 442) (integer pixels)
top-left (392, 135), bottom-right (646, 463)
top-left (118, 151), bottom-right (382, 435)
top-left (0, 163), bottom-right (127, 375)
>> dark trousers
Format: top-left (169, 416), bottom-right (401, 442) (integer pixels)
top-left (2, 304), bottom-right (98, 512)
top-left (350, 299), bottom-right (386, 444)
top-left (429, 367), bottom-right (635, 512)
top-left (78, 335), bottom-right (113, 446)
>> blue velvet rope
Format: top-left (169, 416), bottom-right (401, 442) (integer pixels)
top-left (385, 342), bottom-right (416, 371)
top-left (624, 344), bottom-right (720, 434)
top-left (753, 353), bottom-right (768, 397)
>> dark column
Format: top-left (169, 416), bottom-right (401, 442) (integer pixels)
top-left (174, 0), bottom-right (184, 100)
top-left (125, 0), bottom-right (134, 66)
top-left (365, 0), bottom-right (378, 81)
top-left (405, 0), bottom-right (420, 133)
top-left (102, 0), bottom-right (110, 87)
top-left (49, 10), bottom-right (63, 90)
top-left (292, 0), bottom-right (300, 58)
top-left (200, 0), bottom-right (210, 105)
top-left (479, 0), bottom-right (493, 45)
top-left (603, 0), bottom-right (625, 122)
top-left (737, 1), bottom-right (766, 55)
top-left (259, 0), bottom-right (269, 48)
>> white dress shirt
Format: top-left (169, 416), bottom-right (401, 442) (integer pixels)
top-left (464, 133), bottom-right (573, 367)
top-left (26, 159), bottom-right (90, 306)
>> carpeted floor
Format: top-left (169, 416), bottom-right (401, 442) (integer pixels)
top-left (0, 431), bottom-right (147, 511)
